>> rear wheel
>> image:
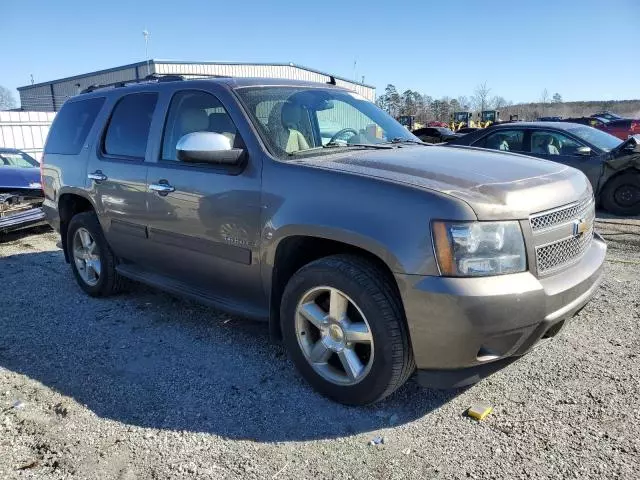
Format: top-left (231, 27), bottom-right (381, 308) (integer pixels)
top-left (600, 172), bottom-right (640, 216)
top-left (280, 255), bottom-right (415, 405)
top-left (67, 211), bottom-right (125, 296)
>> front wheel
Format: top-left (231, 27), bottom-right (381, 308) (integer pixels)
top-left (600, 172), bottom-right (640, 216)
top-left (280, 255), bottom-right (415, 405)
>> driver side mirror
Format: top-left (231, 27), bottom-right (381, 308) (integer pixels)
top-left (176, 132), bottom-right (244, 165)
top-left (576, 146), bottom-right (592, 156)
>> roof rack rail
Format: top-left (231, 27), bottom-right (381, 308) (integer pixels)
top-left (142, 73), bottom-right (185, 83)
top-left (79, 73), bottom-right (187, 94)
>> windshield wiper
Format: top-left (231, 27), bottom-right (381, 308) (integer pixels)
top-left (383, 137), bottom-right (430, 146)
top-left (324, 141), bottom-right (393, 150)
top-left (288, 142), bottom-right (393, 156)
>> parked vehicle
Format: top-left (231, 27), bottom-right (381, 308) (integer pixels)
top-left (412, 126), bottom-right (462, 143)
top-left (561, 117), bottom-right (605, 128)
top-left (479, 110), bottom-right (500, 126)
top-left (559, 116), bottom-right (640, 140)
top-left (397, 115), bottom-right (417, 130)
top-left (591, 112), bottom-right (624, 122)
top-left (447, 122), bottom-right (640, 215)
top-left (538, 116), bottom-right (563, 121)
top-left (0, 148), bottom-right (46, 234)
top-left (599, 118), bottom-right (640, 140)
top-left (42, 77), bottom-right (605, 405)
top-left (450, 111), bottom-right (502, 131)
top-left (450, 111), bottom-right (473, 130)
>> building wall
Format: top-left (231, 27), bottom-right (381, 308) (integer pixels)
top-left (156, 63), bottom-right (374, 100)
top-left (18, 61), bottom-right (374, 111)
top-left (51, 65), bottom-right (147, 107)
top-left (18, 64), bottom-right (155, 112)
top-left (0, 111), bottom-right (57, 161)
top-left (18, 84), bottom-right (54, 112)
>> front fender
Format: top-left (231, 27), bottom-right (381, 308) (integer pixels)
top-left (264, 223), bottom-right (404, 273)
top-left (259, 159), bottom-right (478, 283)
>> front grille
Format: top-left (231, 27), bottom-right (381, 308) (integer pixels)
top-left (530, 196), bottom-right (593, 232)
top-left (530, 196), bottom-right (595, 275)
top-left (535, 222), bottom-right (594, 274)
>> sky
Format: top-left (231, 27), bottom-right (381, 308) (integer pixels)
top-left (3, 0), bottom-right (639, 105)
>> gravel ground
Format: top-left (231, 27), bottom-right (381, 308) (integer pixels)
top-left (0, 220), bottom-right (639, 480)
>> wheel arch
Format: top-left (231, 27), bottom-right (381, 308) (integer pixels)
top-left (58, 191), bottom-right (97, 262)
top-left (599, 166), bottom-right (640, 214)
top-left (265, 232), bottom-right (404, 342)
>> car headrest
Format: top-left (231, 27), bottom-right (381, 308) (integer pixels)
top-left (179, 108), bottom-right (209, 135)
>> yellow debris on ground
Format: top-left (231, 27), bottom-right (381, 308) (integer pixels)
top-left (466, 404), bottom-right (494, 421)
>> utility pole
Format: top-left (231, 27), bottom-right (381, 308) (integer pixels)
top-left (143, 29), bottom-right (151, 76)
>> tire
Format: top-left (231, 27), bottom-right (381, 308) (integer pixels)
top-left (280, 254), bottom-right (415, 405)
top-left (66, 211), bottom-right (125, 297)
top-left (600, 171), bottom-right (640, 216)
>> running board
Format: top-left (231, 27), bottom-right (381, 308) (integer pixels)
top-left (115, 264), bottom-right (268, 321)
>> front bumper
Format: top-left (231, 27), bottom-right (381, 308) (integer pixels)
top-left (0, 207), bottom-right (46, 233)
top-left (396, 233), bottom-right (607, 388)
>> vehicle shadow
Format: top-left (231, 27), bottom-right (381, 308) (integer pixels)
top-left (0, 249), bottom-right (465, 442)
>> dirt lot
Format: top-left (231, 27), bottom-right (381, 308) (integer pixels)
top-left (1, 219), bottom-right (639, 480)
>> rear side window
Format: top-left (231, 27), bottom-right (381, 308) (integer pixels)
top-left (104, 93), bottom-right (158, 159)
top-left (474, 130), bottom-right (525, 152)
top-left (45, 97), bottom-right (105, 155)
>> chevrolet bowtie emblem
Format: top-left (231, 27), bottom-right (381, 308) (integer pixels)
top-left (573, 218), bottom-right (590, 235)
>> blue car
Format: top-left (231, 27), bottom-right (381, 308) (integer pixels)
top-left (0, 148), bottom-right (46, 233)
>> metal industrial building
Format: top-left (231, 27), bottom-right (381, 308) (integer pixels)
top-left (17, 60), bottom-right (376, 112)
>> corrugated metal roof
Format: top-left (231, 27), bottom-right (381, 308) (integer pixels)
top-left (18, 59), bottom-right (375, 90)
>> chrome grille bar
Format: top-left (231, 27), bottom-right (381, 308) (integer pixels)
top-left (530, 196), bottom-right (595, 276)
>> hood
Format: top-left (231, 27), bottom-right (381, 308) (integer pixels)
top-left (0, 166), bottom-right (42, 190)
top-left (609, 134), bottom-right (640, 170)
top-left (294, 145), bottom-right (592, 220)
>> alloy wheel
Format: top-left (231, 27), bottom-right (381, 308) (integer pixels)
top-left (295, 286), bottom-right (374, 386)
top-left (72, 227), bottom-right (101, 287)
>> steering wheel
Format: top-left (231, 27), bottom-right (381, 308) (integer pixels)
top-left (328, 128), bottom-right (359, 144)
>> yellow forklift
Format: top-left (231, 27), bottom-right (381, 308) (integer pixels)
top-left (478, 110), bottom-right (500, 127)
top-left (450, 111), bottom-right (475, 131)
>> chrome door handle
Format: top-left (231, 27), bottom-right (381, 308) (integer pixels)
top-left (88, 171), bottom-right (107, 182)
top-left (149, 183), bottom-right (175, 194)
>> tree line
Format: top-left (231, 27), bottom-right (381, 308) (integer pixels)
top-left (375, 82), bottom-right (513, 123)
top-left (375, 82), bottom-right (640, 123)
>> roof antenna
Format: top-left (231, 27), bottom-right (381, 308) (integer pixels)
top-left (328, 76), bottom-right (336, 85)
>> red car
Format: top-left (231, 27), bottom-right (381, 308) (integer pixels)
top-left (600, 118), bottom-right (640, 140)
top-left (564, 116), bottom-right (640, 140)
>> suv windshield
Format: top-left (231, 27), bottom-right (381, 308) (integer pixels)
top-left (566, 126), bottom-right (622, 152)
top-left (0, 151), bottom-right (39, 168)
top-left (235, 86), bottom-right (417, 159)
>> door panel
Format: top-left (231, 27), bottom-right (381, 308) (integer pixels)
top-left (528, 130), bottom-right (602, 191)
top-left (144, 88), bottom-right (264, 309)
top-left (145, 165), bottom-right (263, 308)
top-left (87, 92), bottom-right (159, 263)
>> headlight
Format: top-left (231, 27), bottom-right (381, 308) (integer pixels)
top-left (432, 220), bottom-right (526, 277)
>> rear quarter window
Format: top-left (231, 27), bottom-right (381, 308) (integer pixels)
top-left (103, 93), bottom-right (158, 159)
top-left (44, 97), bottom-right (105, 155)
